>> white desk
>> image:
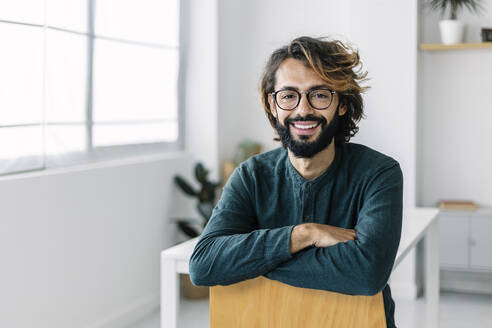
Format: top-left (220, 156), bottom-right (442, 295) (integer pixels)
top-left (161, 207), bottom-right (439, 328)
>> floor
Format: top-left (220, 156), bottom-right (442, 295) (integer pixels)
top-left (128, 291), bottom-right (492, 328)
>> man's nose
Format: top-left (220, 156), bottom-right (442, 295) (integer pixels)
top-left (296, 94), bottom-right (315, 116)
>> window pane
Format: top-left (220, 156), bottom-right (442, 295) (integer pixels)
top-left (93, 39), bottom-right (178, 122)
top-left (45, 124), bottom-right (86, 158)
top-left (46, 0), bottom-right (88, 32)
top-left (0, 126), bottom-right (43, 175)
top-left (0, 23), bottom-right (44, 125)
top-left (93, 122), bottom-right (177, 147)
top-left (95, 0), bottom-right (179, 46)
top-left (0, 0), bottom-right (45, 25)
top-left (46, 29), bottom-right (87, 123)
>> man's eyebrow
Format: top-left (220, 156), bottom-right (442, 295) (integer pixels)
top-left (307, 84), bottom-right (332, 91)
top-left (276, 84), bottom-right (332, 91)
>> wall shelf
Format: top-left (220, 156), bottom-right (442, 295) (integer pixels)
top-left (420, 42), bottom-right (492, 51)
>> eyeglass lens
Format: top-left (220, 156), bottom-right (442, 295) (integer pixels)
top-left (275, 89), bottom-right (333, 110)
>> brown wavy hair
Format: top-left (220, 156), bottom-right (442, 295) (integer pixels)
top-left (260, 36), bottom-right (369, 146)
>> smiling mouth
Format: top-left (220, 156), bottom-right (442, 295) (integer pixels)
top-left (290, 121), bottom-right (321, 135)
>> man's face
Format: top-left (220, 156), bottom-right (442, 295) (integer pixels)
top-left (268, 58), bottom-right (346, 158)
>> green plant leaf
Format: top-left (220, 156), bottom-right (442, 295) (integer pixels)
top-left (177, 220), bottom-right (200, 238)
top-left (170, 217), bottom-right (202, 225)
top-left (209, 182), bottom-right (221, 202)
top-left (428, 0), bottom-right (483, 19)
top-left (174, 176), bottom-right (198, 197)
top-left (195, 162), bottom-right (209, 184)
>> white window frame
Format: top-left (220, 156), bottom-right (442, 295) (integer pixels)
top-left (0, 0), bottom-right (185, 176)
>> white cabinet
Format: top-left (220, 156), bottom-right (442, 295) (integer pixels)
top-left (439, 210), bottom-right (492, 272)
top-left (439, 213), bottom-right (468, 268)
top-left (470, 216), bottom-right (492, 269)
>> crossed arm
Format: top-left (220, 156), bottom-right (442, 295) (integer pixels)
top-left (189, 164), bottom-right (403, 296)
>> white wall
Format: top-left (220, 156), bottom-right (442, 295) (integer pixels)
top-left (347, 0), bottom-right (418, 209)
top-left (0, 154), bottom-right (194, 328)
top-left (418, 0), bottom-right (492, 208)
top-left (217, 0), bottom-right (243, 165)
top-left (185, 0), bottom-right (220, 178)
top-left (346, 0), bottom-right (420, 300)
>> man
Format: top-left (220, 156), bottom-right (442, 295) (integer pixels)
top-left (189, 36), bottom-right (403, 328)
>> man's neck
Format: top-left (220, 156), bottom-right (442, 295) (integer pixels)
top-left (288, 141), bottom-right (336, 181)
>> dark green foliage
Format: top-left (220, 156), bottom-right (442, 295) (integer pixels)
top-left (174, 176), bottom-right (198, 197)
top-left (194, 163), bottom-right (208, 184)
top-left (177, 220), bottom-right (200, 238)
top-left (173, 162), bottom-right (221, 238)
top-left (429, 0), bottom-right (483, 19)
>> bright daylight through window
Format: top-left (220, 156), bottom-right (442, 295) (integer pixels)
top-left (0, 0), bottom-right (181, 175)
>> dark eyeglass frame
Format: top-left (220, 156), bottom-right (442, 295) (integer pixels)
top-left (270, 88), bottom-right (336, 111)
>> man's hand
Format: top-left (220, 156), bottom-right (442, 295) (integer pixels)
top-left (309, 223), bottom-right (357, 247)
top-left (290, 223), bottom-right (356, 255)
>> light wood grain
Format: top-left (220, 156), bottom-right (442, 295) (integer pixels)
top-left (210, 276), bottom-right (386, 328)
top-left (419, 43), bottom-right (492, 51)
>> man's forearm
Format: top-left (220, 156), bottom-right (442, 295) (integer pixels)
top-left (266, 241), bottom-right (393, 296)
top-left (189, 221), bottom-right (295, 286)
top-left (290, 223), bottom-right (357, 254)
top-left (289, 224), bottom-right (315, 254)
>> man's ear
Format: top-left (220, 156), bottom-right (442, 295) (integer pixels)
top-left (339, 104), bottom-right (347, 116)
top-left (268, 94), bottom-right (277, 118)
top-left (338, 95), bottom-right (347, 116)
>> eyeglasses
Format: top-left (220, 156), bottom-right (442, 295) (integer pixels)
top-left (271, 88), bottom-right (336, 111)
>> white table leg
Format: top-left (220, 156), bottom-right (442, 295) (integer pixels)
top-left (425, 218), bottom-right (440, 328)
top-left (161, 257), bottom-right (179, 328)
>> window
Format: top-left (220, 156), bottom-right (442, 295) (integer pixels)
top-left (0, 0), bottom-right (181, 176)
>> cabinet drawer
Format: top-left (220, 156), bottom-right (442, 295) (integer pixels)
top-left (439, 214), bottom-right (468, 268)
top-left (470, 216), bottom-right (492, 269)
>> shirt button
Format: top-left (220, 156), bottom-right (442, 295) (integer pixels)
top-left (303, 216), bottom-right (310, 222)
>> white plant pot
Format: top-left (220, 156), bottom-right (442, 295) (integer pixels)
top-left (439, 20), bottom-right (465, 44)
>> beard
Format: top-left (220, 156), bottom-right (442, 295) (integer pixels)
top-left (275, 106), bottom-right (340, 158)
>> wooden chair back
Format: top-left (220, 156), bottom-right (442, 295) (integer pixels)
top-left (210, 276), bottom-right (386, 328)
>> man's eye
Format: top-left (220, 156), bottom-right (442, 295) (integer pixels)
top-left (313, 93), bottom-right (328, 99)
top-left (281, 94), bottom-right (295, 99)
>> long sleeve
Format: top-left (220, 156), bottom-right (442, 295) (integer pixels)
top-left (264, 163), bottom-right (403, 296)
top-left (189, 165), bottom-right (295, 286)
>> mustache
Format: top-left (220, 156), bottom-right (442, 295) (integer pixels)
top-left (284, 115), bottom-right (327, 125)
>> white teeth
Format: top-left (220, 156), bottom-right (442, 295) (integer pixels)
top-left (293, 123), bottom-right (318, 130)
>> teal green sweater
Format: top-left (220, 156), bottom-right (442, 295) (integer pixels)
top-left (189, 142), bottom-right (403, 328)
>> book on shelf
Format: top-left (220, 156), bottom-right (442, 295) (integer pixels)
top-left (438, 200), bottom-right (478, 211)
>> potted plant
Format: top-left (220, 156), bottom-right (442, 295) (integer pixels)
top-left (173, 162), bottom-right (221, 299)
top-left (174, 162), bottom-right (221, 238)
top-left (429, 0), bottom-right (483, 44)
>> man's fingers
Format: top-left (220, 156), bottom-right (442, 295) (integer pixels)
top-left (312, 223), bottom-right (358, 246)
top-left (337, 227), bottom-right (356, 235)
top-left (343, 228), bottom-right (357, 238)
top-left (341, 230), bottom-right (356, 241)
top-left (334, 231), bottom-right (355, 242)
